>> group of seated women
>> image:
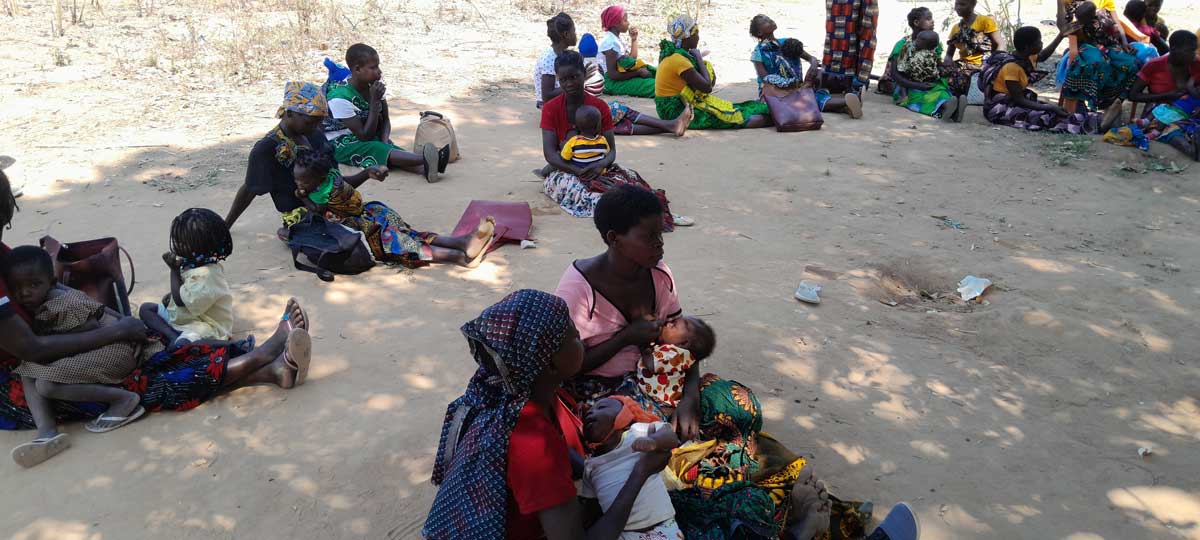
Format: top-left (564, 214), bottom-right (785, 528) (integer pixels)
top-left (422, 185), bottom-right (920, 540)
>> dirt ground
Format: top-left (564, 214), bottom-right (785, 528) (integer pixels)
top-left (2, 0), bottom-right (1200, 539)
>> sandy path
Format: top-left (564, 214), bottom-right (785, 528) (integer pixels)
top-left (2, 1), bottom-right (1200, 539)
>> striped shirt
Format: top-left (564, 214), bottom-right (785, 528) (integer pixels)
top-left (559, 134), bottom-right (610, 168)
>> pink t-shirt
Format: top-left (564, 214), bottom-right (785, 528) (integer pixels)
top-left (554, 261), bottom-right (682, 378)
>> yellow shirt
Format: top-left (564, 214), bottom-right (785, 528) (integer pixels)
top-left (655, 53), bottom-right (696, 97)
top-left (165, 263), bottom-right (233, 341)
top-left (950, 15), bottom-right (998, 66)
top-left (559, 134), bottom-right (610, 168)
top-left (992, 56), bottom-right (1039, 94)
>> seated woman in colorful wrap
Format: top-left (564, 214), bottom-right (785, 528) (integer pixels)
top-left (982, 26), bottom-right (1104, 133)
top-left (540, 51), bottom-right (687, 230)
top-left (421, 289), bottom-right (677, 540)
top-left (655, 14), bottom-right (771, 129)
top-left (597, 5), bottom-right (658, 99)
top-left (884, 8), bottom-right (964, 121)
top-left (0, 169), bottom-right (316, 467)
top-left (1125, 30), bottom-right (1200, 160)
top-left (1059, 1), bottom-right (1141, 123)
top-left (943, 0), bottom-right (1006, 97)
top-left (748, 14), bottom-right (863, 119)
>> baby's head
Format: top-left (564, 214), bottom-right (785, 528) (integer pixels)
top-left (2, 245), bottom-right (55, 312)
top-left (576, 104), bottom-right (602, 136)
top-left (293, 146), bottom-right (336, 195)
top-left (657, 316), bottom-right (716, 361)
top-left (169, 208), bottom-right (233, 270)
top-left (582, 395), bottom-right (658, 452)
top-left (914, 30), bottom-right (940, 51)
top-left (781, 38), bottom-right (805, 60)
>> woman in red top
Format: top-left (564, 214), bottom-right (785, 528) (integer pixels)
top-left (539, 50), bottom-right (686, 232)
top-left (424, 289), bottom-right (673, 540)
top-left (1127, 30), bottom-right (1200, 160)
top-left (0, 168), bottom-right (315, 467)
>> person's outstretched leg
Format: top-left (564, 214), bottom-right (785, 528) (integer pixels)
top-left (427, 216), bottom-right (495, 266)
top-left (628, 107), bottom-right (691, 137)
top-left (222, 300), bottom-right (307, 384)
top-left (35, 380), bottom-right (140, 421)
top-left (743, 114), bottom-right (774, 129)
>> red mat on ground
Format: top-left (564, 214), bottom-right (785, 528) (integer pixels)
top-left (451, 200), bottom-right (533, 254)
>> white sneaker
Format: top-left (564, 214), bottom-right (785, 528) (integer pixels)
top-left (672, 214), bottom-right (695, 227)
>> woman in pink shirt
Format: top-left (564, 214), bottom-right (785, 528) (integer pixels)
top-left (554, 184), bottom-right (701, 440)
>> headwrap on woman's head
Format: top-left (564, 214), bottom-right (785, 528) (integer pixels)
top-left (423, 289), bottom-right (571, 540)
top-left (601, 5), bottom-right (625, 30)
top-left (276, 81), bottom-right (328, 118)
top-left (668, 14), bottom-right (698, 46)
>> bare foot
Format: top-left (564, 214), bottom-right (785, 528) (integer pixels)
top-left (785, 477), bottom-right (832, 540)
top-left (464, 216), bottom-right (496, 260)
top-left (283, 298), bottom-right (309, 331)
top-left (674, 104), bottom-right (693, 137)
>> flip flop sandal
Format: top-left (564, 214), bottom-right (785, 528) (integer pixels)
top-left (794, 281), bottom-right (822, 304)
top-left (86, 405), bottom-right (146, 433)
top-left (285, 328), bottom-right (312, 387)
top-left (672, 214), bottom-right (695, 227)
top-left (422, 143), bottom-right (440, 183)
top-left (437, 144), bottom-right (451, 174)
top-left (866, 502), bottom-right (920, 540)
top-left (11, 433), bottom-right (70, 468)
top-left (283, 297), bottom-right (309, 332)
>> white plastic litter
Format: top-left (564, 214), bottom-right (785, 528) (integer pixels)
top-left (1138, 447), bottom-right (1153, 458)
top-left (520, 240), bottom-right (537, 249)
top-left (957, 276), bottom-right (992, 302)
top-left (794, 281), bottom-right (821, 304)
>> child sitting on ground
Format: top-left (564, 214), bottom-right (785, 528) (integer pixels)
top-left (322, 43), bottom-right (448, 182)
top-left (637, 315), bottom-right (715, 413)
top-left (559, 105), bottom-right (610, 174)
top-left (6, 247), bottom-right (159, 466)
top-left (581, 396), bottom-right (682, 538)
top-left (139, 208), bottom-right (234, 352)
top-left (292, 147), bottom-right (496, 268)
top-left (896, 30), bottom-right (944, 99)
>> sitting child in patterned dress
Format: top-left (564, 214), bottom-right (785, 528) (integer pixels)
top-left (5, 246), bottom-right (158, 466)
top-left (637, 316), bottom-right (715, 412)
top-left (582, 396), bottom-right (684, 540)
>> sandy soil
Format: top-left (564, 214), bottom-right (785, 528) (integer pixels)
top-left (2, 0), bottom-right (1200, 539)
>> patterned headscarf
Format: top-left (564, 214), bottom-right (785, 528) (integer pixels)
top-left (667, 14), bottom-right (698, 46)
top-left (601, 5), bottom-right (625, 30)
top-left (275, 81), bottom-right (328, 118)
top-left (423, 290), bottom-right (571, 540)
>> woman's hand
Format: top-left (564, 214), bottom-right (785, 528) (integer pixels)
top-left (629, 27), bottom-right (639, 41)
top-left (162, 251), bottom-right (180, 269)
top-left (673, 394), bottom-right (701, 441)
top-left (622, 316), bottom-right (664, 348)
top-left (635, 67), bottom-right (652, 78)
top-left (367, 165), bottom-right (389, 181)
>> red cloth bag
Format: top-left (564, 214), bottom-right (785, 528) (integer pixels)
top-left (451, 201), bottom-right (533, 254)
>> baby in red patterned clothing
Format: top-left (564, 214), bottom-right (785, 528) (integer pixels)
top-left (637, 316), bottom-right (715, 410)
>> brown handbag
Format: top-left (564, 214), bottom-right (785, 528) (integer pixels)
top-left (763, 84), bottom-right (824, 132)
top-left (39, 236), bottom-right (136, 315)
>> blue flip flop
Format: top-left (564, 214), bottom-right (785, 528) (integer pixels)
top-left (867, 502), bottom-right (920, 540)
